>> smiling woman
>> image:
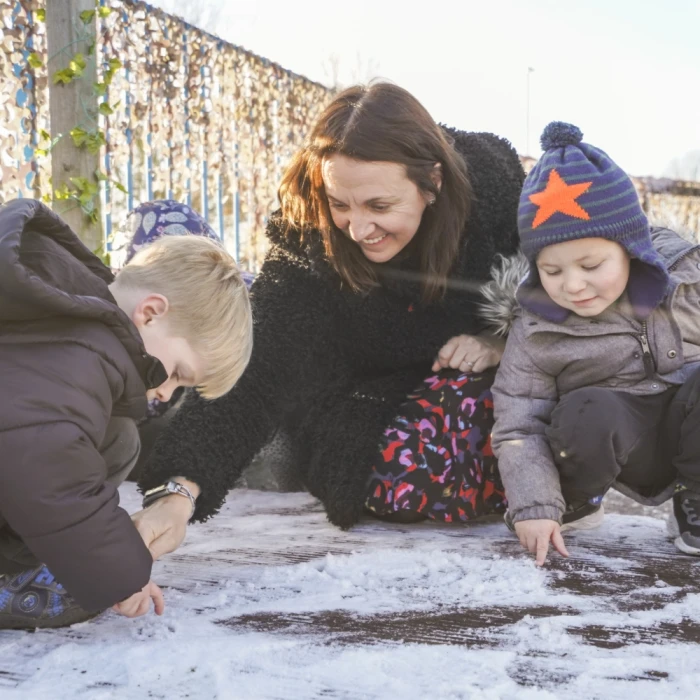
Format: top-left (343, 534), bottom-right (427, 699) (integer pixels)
top-left (322, 157), bottom-right (433, 264)
top-left (280, 83), bottom-right (471, 302)
top-left (135, 81), bottom-right (525, 546)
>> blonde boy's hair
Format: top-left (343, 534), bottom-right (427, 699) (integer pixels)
top-left (114, 235), bottom-right (253, 399)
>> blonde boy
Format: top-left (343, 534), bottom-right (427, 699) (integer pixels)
top-left (0, 199), bottom-right (251, 628)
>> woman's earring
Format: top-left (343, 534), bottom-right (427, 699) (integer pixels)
top-left (428, 197), bottom-right (436, 206)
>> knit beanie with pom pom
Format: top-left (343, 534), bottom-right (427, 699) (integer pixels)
top-left (516, 121), bottom-right (669, 320)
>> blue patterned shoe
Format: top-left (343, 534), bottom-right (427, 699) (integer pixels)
top-left (0, 565), bottom-right (98, 629)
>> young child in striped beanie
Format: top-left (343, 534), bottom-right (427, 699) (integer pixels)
top-left (491, 122), bottom-right (700, 564)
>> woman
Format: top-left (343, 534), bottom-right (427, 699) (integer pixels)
top-left (133, 82), bottom-right (524, 556)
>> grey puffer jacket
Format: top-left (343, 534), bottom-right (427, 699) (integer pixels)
top-left (490, 228), bottom-right (700, 523)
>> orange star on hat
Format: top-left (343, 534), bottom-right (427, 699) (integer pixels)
top-left (529, 169), bottom-right (593, 229)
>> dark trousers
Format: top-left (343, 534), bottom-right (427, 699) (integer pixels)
top-left (0, 417), bottom-right (140, 574)
top-left (546, 368), bottom-right (700, 506)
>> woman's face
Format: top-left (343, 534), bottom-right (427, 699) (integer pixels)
top-left (321, 154), bottom-right (434, 263)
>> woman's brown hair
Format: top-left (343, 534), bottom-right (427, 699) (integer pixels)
top-left (278, 82), bottom-right (472, 302)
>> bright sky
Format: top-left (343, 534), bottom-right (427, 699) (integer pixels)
top-left (155, 0), bottom-right (700, 178)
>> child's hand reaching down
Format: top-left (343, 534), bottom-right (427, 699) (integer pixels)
top-left (112, 580), bottom-right (165, 618)
top-left (514, 519), bottom-right (569, 566)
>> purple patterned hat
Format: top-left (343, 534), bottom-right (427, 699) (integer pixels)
top-left (120, 200), bottom-right (254, 421)
top-left (122, 200), bottom-right (220, 263)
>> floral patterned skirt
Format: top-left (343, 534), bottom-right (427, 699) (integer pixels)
top-left (365, 369), bottom-right (506, 522)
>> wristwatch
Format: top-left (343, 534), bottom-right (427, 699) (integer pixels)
top-left (142, 480), bottom-right (197, 519)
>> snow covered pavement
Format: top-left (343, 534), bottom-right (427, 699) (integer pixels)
top-left (0, 485), bottom-right (699, 699)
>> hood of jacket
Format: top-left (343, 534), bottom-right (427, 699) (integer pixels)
top-left (0, 199), bottom-right (166, 389)
top-left (478, 226), bottom-right (698, 336)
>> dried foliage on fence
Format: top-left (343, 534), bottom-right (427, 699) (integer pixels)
top-left (100, 0), bottom-right (331, 268)
top-left (0, 0), bottom-right (51, 202)
top-left (634, 179), bottom-right (700, 240)
top-left (1, 0), bottom-right (331, 268)
top-left (2, 0), bottom-right (698, 270)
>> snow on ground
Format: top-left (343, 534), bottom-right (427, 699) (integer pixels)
top-left (1, 485), bottom-right (699, 699)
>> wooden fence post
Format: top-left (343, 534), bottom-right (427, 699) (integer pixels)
top-left (45, 0), bottom-right (102, 252)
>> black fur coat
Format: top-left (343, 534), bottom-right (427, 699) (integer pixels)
top-left (139, 128), bottom-right (525, 529)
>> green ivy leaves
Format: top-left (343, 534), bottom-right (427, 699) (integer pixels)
top-left (27, 2), bottom-right (127, 227)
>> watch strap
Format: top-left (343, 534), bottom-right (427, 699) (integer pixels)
top-left (142, 480), bottom-right (197, 519)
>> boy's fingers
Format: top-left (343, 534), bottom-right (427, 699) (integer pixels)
top-left (551, 528), bottom-right (570, 558)
top-left (535, 536), bottom-right (550, 566)
top-left (135, 598), bottom-right (150, 618)
top-left (117, 601), bottom-right (132, 616)
top-left (151, 583), bottom-right (166, 615)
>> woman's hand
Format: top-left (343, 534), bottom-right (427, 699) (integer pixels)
top-left (112, 580), bottom-right (165, 618)
top-left (132, 496), bottom-right (190, 560)
top-left (132, 477), bottom-right (200, 560)
top-left (432, 332), bottom-right (506, 373)
top-left (514, 519), bottom-right (570, 566)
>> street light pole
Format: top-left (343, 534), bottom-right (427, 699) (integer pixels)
top-left (526, 67), bottom-right (535, 156)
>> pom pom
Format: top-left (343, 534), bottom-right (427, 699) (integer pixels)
top-left (540, 122), bottom-right (583, 151)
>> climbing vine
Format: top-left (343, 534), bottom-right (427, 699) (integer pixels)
top-left (28, 1), bottom-right (126, 241)
top-left (7, 0), bottom-right (332, 271)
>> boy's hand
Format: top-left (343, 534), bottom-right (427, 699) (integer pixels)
top-left (514, 519), bottom-right (569, 566)
top-left (132, 495), bottom-right (190, 560)
top-left (112, 580), bottom-right (165, 618)
top-left (432, 333), bottom-right (505, 374)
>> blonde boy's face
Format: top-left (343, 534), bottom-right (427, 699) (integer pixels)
top-left (536, 238), bottom-right (631, 317)
top-left (131, 294), bottom-right (205, 402)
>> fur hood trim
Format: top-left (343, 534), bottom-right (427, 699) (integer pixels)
top-left (479, 252), bottom-right (529, 336)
